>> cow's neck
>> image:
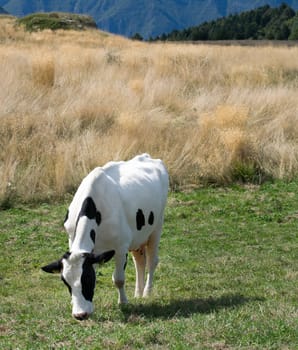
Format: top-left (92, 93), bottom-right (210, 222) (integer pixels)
top-left (71, 219), bottom-right (94, 253)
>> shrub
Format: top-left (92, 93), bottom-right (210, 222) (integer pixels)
top-left (17, 12), bottom-right (97, 32)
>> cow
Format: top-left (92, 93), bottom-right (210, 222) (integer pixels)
top-left (42, 154), bottom-right (169, 320)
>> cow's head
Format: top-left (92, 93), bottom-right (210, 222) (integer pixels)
top-left (42, 250), bottom-right (115, 320)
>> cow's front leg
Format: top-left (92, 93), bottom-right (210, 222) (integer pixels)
top-left (112, 252), bottom-right (128, 304)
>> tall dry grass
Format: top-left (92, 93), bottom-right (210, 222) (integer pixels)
top-left (1, 17), bottom-right (298, 206)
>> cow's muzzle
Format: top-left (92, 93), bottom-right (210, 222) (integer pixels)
top-left (73, 312), bottom-right (90, 321)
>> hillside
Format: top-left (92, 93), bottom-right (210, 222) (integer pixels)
top-left (0, 5), bottom-right (8, 14)
top-left (1, 0), bottom-right (298, 38)
top-left (156, 4), bottom-right (298, 40)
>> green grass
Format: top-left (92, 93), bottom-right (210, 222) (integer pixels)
top-left (0, 181), bottom-right (297, 349)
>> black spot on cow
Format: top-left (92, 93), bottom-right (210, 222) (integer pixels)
top-left (90, 229), bottom-right (96, 244)
top-left (95, 211), bottom-right (101, 226)
top-left (63, 252), bottom-right (71, 260)
top-left (148, 211), bottom-right (154, 225)
top-left (136, 209), bottom-right (145, 231)
top-left (80, 197), bottom-right (101, 226)
top-left (123, 253), bottom-right (128, 271)
top-left (81, 258), bottom-right (96, 302)
top-left (64, 209), bottom-right (69, 224)
top-left (80, 197), bottom-right (96, 220)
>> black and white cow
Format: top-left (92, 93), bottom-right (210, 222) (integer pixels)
top-left (42, 154), bottom-right (169, 320)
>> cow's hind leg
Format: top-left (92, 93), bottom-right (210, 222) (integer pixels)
top-left (143, 224), bottom-right (162, 297)
top-left (131, 249), bottom-right (146, 298)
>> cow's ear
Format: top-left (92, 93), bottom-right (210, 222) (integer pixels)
top-left (41, 259), bottom-right (62, 273)
top-left (87, 250), bottom-right (115, 265)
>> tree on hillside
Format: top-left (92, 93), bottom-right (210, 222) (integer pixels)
top-left (154, 3), bottom-right (297, 41)
top-left (289, 15), bottom-right (298, 39)
top-left (131, 32), bottom-right (143, 41)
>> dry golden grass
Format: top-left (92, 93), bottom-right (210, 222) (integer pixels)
top-left (1, 17), bottom-right (298, 205)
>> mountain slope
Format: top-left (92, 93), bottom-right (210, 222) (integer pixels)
top-left (157, 4), bottom-right (298, 40)
top-left (1, 0), bottom-right (298, 38)
top-left (0, 5), bottom-right (8, 14)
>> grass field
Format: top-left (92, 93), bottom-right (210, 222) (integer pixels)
top-left (1, 17), bottom-right (298, 206)
top-left (1, 181), bottom-right (297, 349)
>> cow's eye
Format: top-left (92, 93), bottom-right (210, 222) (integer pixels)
top-left (61, 275), bottom-right (72, 295)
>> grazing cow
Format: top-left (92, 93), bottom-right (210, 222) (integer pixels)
top-left (42, 154), bottom-right (169, 320)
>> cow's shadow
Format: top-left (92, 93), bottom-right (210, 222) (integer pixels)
top-left (118, 294), bottom-right (264, 322)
